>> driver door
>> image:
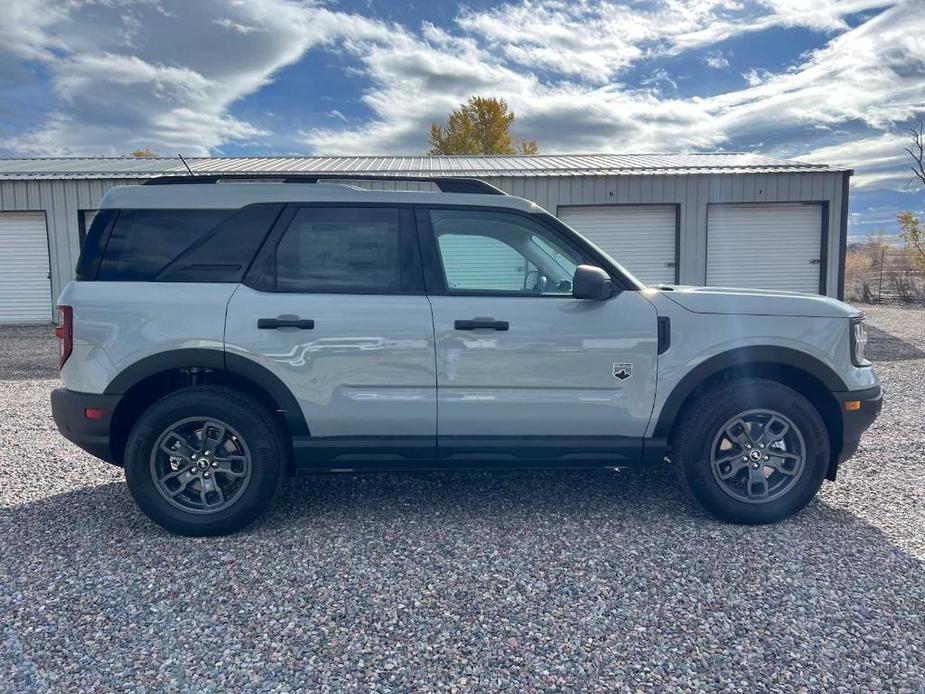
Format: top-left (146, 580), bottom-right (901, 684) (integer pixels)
top-left (416, 206), bottom-right (658, 465)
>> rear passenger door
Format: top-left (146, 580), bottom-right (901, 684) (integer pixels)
top-left (224, 205), bottom-right (437, 467)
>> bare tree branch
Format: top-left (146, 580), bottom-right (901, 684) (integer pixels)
top-left (905, 124), bottom-right (925, 187)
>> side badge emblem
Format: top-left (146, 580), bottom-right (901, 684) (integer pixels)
top-left (613, 362), bottom-right (633, 381)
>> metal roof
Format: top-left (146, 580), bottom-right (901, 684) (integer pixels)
top-left (0, 153), bottom-right (846, 181)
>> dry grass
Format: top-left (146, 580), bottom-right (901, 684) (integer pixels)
top-left (845, 245), bottom-right (925, 304)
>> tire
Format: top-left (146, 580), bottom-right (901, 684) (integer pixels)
top-left (124, 386), bottom-right (285, 536)
top-left (671, 378), bottom-right (830, 524)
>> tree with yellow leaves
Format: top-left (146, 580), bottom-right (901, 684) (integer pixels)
top-left (428, 97), bottom-right (538, 155)
top-left (130, 147), bottom-right (158, 158)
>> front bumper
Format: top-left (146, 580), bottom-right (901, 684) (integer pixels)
top-left (833, 384), bottom-right (882, 470)
top-left (51, 388), bottom-right (122, 464)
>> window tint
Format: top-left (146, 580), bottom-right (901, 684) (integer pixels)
top-left (77, 209), bottom-right (97, 249)
top-left (531, 235), bottom-right (578, 277)
top-left (92, 206), bottom-right (281, 282)
top-left (429, 209), bottom-right (585, 295)
top-left (98, 209), bottom-right (235, 281)
top-left (75, 209), bottom-right (118, 280)
top-left (438, 234), bottom-right (527, 290)
top-left (157, 205), bottom-right (282, 282)
top-left (273, 207), bottom-right (401, 292)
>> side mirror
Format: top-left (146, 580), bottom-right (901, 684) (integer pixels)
top-left (572, 265), bottom-right (616, 300)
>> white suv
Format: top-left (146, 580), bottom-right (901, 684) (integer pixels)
top-left (51, 175), bottom-right (881, 535)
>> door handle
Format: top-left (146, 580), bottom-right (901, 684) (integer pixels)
top-left (257, 317), bottom-right (315, 329)
top-left (454, 319), bottom-right (509, 331)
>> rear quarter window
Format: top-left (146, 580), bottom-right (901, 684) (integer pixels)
top-left (75, 209), bottom-right (118, 280)
top-left (83, 205), bottom-right (282, 282)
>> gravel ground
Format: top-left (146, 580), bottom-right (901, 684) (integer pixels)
top-left (0, 306), bottom-right (923, 692)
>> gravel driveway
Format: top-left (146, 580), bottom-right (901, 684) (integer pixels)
top-left (1, 306), bottom-right (923, 692)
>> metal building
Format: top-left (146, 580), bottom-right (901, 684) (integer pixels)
top-left (0, 154), bottom-right (851, 323)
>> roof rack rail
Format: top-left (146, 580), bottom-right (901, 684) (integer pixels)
top-left (142, 173), bottom-right (506, 195)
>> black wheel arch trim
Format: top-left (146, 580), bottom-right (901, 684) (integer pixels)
top-left (225, 352), bottom-right (310, 436)
top-left (103, 348), bottom-right (309, 437)
top-left (654, 346), bottom-right (848, 438)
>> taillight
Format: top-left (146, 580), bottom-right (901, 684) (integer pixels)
top-left (55, 305), bottom-right (73, 370)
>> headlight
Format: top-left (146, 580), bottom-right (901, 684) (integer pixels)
top-left (850, 317), bottom-right (870, 367)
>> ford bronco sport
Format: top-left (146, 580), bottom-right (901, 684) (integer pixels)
top-left (51, 175), bottom-right (881, 535)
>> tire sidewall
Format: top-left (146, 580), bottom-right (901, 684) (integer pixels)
top-left (678, 382), bottom-right (830, 524)
top-left (124, 388), bottom-right (282, 535)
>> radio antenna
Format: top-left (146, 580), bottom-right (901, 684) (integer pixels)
top-left (178, 153), bottom-right (195, 176)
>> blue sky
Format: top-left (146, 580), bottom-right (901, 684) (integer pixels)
top-left (1, 0), bottom-right (923, 240)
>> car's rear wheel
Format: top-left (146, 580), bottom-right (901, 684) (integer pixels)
top-left (672, 378), bottom-right (830, 524)
top-left (124, 386), bottom-right (284, 536)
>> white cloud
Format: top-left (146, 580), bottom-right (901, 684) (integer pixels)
top-left (641, 68), bottom-right (680, 91)
top-left (2, 0), bottom-right (396, 155)
top-left (455, 0), bottom-right (897, 82)
top-left (1, 0), bottom-right (922, 203)
top-left (703, 50), bottom-right (730, 69)
top-left (802, 133), bottom-right (919, 188)
top-left (670, 0), bottom-right (895, 52)
top-left (55, 53), bottom-right (212, 100)
top-left (741, 68), bottom-right (772, 87)
top-left (0, 0), bottom-right (69, 62)
top-left (760, 0), bottom-right (895, 32)
top-left (212, 18), bottom-right (260, 34)
top-left (455, 1), bottom-right (649, 82)
top-left (708, 1), bottom-right (925, 142)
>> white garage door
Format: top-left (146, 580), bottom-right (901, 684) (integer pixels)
top-left (0, 212), bottom-right (52, 323)
top-left (707, 203), bottom-right (823, 293)
top-left (558, 205), bottom-right (677, 285)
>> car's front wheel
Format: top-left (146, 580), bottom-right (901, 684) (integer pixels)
top-left (124, 386), bottom-right (284, 536)
top-left (672, 378), bottom-right (830, 524)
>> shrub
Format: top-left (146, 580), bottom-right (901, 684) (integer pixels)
top-left (888, 270), bottom-right (925, 303)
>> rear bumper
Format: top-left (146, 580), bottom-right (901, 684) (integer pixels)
top-left (835, 384), bottom-right (882, 466)
top-left (51, 388), bottom-right (122, 465)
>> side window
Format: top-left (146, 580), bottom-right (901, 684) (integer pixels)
top-left (92, 206), bottom-right (281, 282)
top-left (429, 209), bottom-right (586, 295)
top-left (531, 235), bottom-right (578, 278)
top-left (438, 234), bottom-right (527, 290)
top-left (77, 209), bottom-right (97, 249)
top-left (97, 209), bottom-right (235, 281)
top-left (272, 207), bottom-right (402, 292)
top-left (75, 209), bottom-right (118, 280)
top-left (158, 204), bottom-right (282, 282)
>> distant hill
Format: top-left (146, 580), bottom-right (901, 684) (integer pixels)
top-left (847, 236), bottom-right (900, 249)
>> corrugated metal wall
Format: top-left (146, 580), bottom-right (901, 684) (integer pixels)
top-left (0, 171), bottom-right (847, 319)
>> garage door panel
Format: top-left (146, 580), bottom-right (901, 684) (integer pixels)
top-left (0, 212), bottom-right (52, 323)
top-left (707, 204), bottom-right (822, 294)
top-left (558, 205), bottom-right (677, 285)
